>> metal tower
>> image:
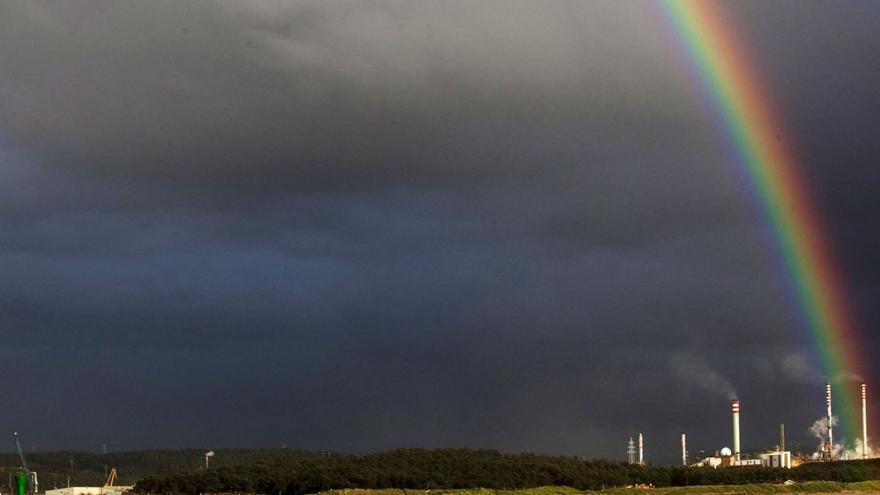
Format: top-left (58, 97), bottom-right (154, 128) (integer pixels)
top-left (627, 437), bottom-right (637, 464)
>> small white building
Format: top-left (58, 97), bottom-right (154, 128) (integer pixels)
top-left (760, 451), bottom-right (793, 469)
top-left (694, 456), bottom-right (722, 468)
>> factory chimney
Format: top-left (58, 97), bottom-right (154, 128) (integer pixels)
top-left (681, 433), bottom-right (687, 466)
top-left (638, 433), bottom-right (644, 466)
top-left (732, 400), bottom-right (741, 461)
top-left (779, 423), bottom-right (785, 453)
top-left (826, 382), bottom-right (834, 458)
top-left (862, 383), bottom-right (868, 459)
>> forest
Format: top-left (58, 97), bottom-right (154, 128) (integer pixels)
top-left (132, 449), bottom-right (880, 495)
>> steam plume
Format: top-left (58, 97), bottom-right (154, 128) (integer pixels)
top-left (780, 352), bottom-right (863, 384)
top-left (670, 353), bottom-right (738, 400)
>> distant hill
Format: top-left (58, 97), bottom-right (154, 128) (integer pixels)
top-left (0, 448), bottom-right (317, 489)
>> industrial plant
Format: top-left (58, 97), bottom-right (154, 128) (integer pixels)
top-left (8, 433), bottom-right (132, 495)
top-left (629, 382), bottom-right (873, 468)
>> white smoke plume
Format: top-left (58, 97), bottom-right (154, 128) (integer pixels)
top-left (835, 370), bottom-right (866, 383)
top-left (670, 353), bottom-right (738, 400)
top-left (844, 438), bottom-right (876, 460)
top-left (808, 415), bottom-right (836, 441)
top-left (780, 352), bottom-right (863, 384)
top-left (807, 416), bottom-right (853, 459)
top-left (807, 417), bottom-right (876, 460)
top-left (808, 415), bottom-right (836, 458)
top-left (781, 352), bottom-right (825, 384)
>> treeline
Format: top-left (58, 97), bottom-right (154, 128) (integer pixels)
top-left (132, 449), bottom-right (770, 494)
top-left (4, 447), bottom-right (878, 494)
top-left (0, 448), bottom-right (315, 488)
top-left (793, 460), bottom-right (880, 483)
top-left (134, 449), bottom-right (880, 495)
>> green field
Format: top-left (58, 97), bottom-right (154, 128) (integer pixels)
top-left (316, 481), bottom-right (880, 495)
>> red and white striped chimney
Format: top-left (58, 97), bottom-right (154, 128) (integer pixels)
top-left (826, 383), bottom-right (834, 455)
top-left (732, 400), bottom-right (741, 461)
top-left (862, 383), bottom-right (868, 459)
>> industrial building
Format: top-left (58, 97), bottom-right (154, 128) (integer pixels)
top-left (691, 400), bottom-right (794, 469)
top-left (694, 449), bottom-right (792, 469)
top-left (45, 487), bottom-right (132, 495)
top-left (760, 451), bottom-right (793, 469)
top-left (44, 468), bottom-right (133, 495)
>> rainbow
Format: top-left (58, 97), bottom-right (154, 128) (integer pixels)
top-left (657, 1), bottom-right (864, 441)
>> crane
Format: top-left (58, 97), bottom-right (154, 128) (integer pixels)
top-left (103, 468), bottom-right (118, 489)
top-left (13, 432), bottom-right (37, 495)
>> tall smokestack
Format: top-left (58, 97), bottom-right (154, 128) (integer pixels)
top-left (638, 433), bottom-right (644, 465)
top-left (779, 423), bottom-right (785, 453)
top-left (732, 400), bottom-right (741, 461)
top-left (681, 433), bottom-right (687, 466)
top-left (826, 382), bottom-right (834, 456)
top-left (862, 383), bottom-right (868, 459)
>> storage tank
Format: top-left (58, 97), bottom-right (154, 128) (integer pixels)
top-left (15, 472), bottom-right (27, 495)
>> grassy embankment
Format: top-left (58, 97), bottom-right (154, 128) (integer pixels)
top-left (317, 481), bottom-right (880, 495)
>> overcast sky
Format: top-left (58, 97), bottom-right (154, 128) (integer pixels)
top-left (1, 1), bottom-right (878, 463)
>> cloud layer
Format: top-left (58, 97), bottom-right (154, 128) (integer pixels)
top-left (0, 1), bottom-right (878, 462)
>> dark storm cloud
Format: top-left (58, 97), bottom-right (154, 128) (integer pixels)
top-left (0, 1), bottom-right (706, 189)
top-left (0, 1), bottom-right (878, 462)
